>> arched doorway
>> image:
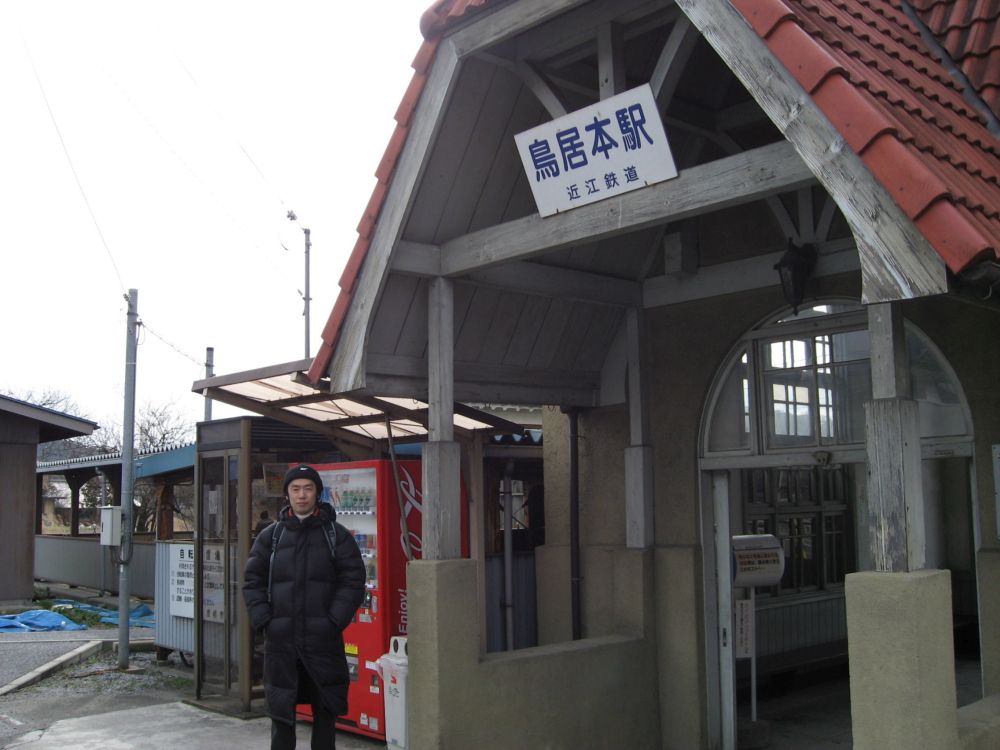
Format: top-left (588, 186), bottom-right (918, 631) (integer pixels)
top-left (698, 299), bottom-right (976, 748)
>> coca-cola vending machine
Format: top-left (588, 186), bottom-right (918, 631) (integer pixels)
top-left (295, 459), bottom-right (465, 740)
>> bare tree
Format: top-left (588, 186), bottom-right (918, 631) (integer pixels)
top-left (95, 402), bottom-right (196, 533)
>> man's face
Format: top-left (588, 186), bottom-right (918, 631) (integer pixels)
top-left (287, 478), bottom-right (318, 515)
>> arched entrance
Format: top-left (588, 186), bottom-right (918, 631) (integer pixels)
top-left (698, 299), bottom-right (977, 748)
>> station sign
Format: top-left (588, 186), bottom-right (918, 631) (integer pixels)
top-left (514, 83), bottom-right (677, 217)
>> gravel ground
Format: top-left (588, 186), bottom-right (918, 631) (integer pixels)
top-left (0, 648), bottom-right (193, 747)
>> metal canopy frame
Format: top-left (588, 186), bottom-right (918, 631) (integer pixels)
top-left (192, 359), bottom-right (524, 450)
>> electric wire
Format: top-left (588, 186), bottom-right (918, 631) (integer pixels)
top-left (20, 30), bottom-right (127, 294)
top-left (138, 318), bottom-right (205, 367)
top-left (171, 53), bottom-right (303, 289)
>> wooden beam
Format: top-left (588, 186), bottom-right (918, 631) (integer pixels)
top-left (625, 308), bottom-right (648, 444)
top-left (868, 302), bottom-right (911, 401)
top-left (516, 58), bottom-right (570, 119)
top-left (368, 352), bottom-right (599, 392)
top-left (650, 15), bottom-right (699, 108)
top-left (598, 21), bottom-right (626, 99)
top-left (441, 140), bottom-right (815, 276)
top-left (393, 243), bottom-right (642, 305)
top-left (676, 0), bottom-right (948, 302)
top-left (392, 241), bottom-right (441, 276)
top-left (328, 42), bottom-right (462, 394)
top-left (662, 227), bottom-right (698, 276)
top-left (422, 440), bottom-right (462, 559)
top-left (465, 261), bottom-right (641, 306)
top-left (449, 0), bottom-right (594, 59)
top-left (507, 0), bottom-right (669, 65)
top-left (643, 237), bottom-right (858, 307)
top-left (365, 352), bottom-right (600, 406)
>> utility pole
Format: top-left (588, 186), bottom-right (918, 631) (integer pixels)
top-left (118, 288), bottom-right (139, 669)
top-left (203, 347), bottom-right (214, 422)
top-left (287, 210), bottom-right (311, 358)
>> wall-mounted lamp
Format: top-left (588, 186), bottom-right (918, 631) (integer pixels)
top-left (773, 241), bottom-right (816, 314)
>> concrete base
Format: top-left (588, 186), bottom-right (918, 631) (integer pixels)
top-left (737, 718), bottom-right (771, 748)
top-left (408, 556), bottom-right (661, 749)
top-left (846, 570), bottom-right (958, 750)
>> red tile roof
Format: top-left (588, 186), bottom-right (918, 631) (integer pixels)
top-left (910, 0), bottom-right (1000, 114)
top-left (308, 0), bottom-right (1000, 384)
top-left (732, 0), bottom-right (999, 276)
top-left (307, 0), bottom-right (497, 384)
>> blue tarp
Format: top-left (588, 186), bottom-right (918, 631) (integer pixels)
top-left (52, 600), bottom-right (155, 629)
top-left (0, 609), bottom-right (86, 632)
top-left (0, 602), bottom-right (155, 632)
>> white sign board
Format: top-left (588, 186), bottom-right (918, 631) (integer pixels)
top-left (732, 534), bottom-right (785, 588)
top-left (735, 598), bottom-right (754, 659)
top-left (514, 84), bottom-right (678, 217)
top-left (169, 543), bottom-right (196, 619)
top-left (203, 543), bottom-right (225, 624)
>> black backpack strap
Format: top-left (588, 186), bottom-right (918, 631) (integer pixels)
top-left (322, 521), bottom-right (338, 561)
top-left (268, 522), bottom-right (285, 603)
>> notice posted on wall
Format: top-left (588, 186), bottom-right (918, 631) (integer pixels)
top-left (169, 543), bottom-right (195, 619)
top-left (202, 543), bottom-right (225, 623)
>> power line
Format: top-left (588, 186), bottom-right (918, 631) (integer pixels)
top-left (137, 318), bottom-right (204, 367)
top-left (19, 30), bottom-right (127, 294)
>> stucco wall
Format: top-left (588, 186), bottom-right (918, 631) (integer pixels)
top-left (408, 557), bottom-right (660, 749)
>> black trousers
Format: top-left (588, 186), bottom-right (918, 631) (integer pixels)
top-left (271, 659), bottom-right (336, 750)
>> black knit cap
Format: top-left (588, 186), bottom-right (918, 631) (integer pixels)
top-left (282, 464), bottom-right (323, 497)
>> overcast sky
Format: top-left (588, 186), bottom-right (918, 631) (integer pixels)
top-left (1, 1), bottom-right (426, 433)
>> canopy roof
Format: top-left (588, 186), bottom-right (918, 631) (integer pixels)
top-left (192, 359), bottom-right (523, 448)
top-left (0, 394), bottom-right (97, 444)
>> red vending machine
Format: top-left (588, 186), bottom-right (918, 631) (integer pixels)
top-left (295, 459), bottom-right (465, 740)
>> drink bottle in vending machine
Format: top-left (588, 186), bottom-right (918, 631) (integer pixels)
top-left (294, 459), bottom-right (467, 740)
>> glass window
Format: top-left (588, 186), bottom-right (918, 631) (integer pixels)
top-left (742, 465), bottom-right (853, 597)
top-left (907, 330), bottom-right (967, 437)
top-left (707, 351), bottom-right (751, 452)
top-left (705, 300), bottom-right (970, 456)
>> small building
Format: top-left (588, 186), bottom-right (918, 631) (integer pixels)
top-left (197, 1), bottom-right (1000, 747)
top-left (0, 394), bottom-right (96, 605)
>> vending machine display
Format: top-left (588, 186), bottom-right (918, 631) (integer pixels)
top-left (292, 459), bottom-right (465, 740)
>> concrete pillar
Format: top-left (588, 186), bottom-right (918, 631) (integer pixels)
top-left (846, 570), bottom-right (958, 750)
top-left (408, 559), bottom-right (479, 749)
top-left (978, 549), bottom-right (1000, 695)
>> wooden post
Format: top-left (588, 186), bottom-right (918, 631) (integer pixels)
top-left (156, 481), bottom-right (175, 541)
top-left (65, 471), bottom-right (90, 537)
top-left (865, 302), bottom-right (924, 571)
top-left (625, 308), bottom-right (654, 549)
top-left (424, 277), bottom-right (461, 559)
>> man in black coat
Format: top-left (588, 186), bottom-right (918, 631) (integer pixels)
top-left (244, 464), bottom-right (366, 749)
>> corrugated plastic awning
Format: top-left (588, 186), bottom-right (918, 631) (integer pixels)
top-left (192, 359), bottom-right (523, 448)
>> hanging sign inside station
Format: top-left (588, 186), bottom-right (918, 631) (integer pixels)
top-left (731, 534), bottom-right (785, 588)
top-left (514, 83), bottom-right (677, 217)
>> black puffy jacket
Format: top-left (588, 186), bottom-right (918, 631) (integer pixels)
top-left (243, 503), bottom-right (365, 724)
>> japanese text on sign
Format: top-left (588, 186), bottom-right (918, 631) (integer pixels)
top-left (514, 84), bottom-right (677, 217)
top-left (731, 534), bottom-right (785, 588)
top-left (169, 543), bottom-right (195, 619)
